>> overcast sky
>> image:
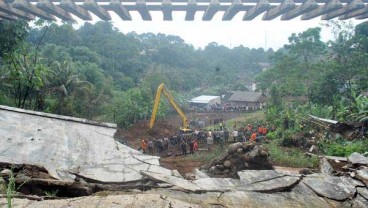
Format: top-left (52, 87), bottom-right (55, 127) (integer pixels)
top-left (81, 11), bottom-right (364, 50)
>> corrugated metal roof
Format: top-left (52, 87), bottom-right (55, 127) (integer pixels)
top-left (190, 95), bottom-right (220, 104)
top-left (228, 91), bottom-right (264, 102)
top-left (0, 105), bottom-right (171, 183)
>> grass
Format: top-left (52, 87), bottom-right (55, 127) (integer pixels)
top-left (265, 140), bottom-right (319, 168)
top-left (186, 145), bottom-right (227, 163)
top-left (6, 170), bottom-right (16, 208)
top-left (206, 111), bottom-right (266, 131)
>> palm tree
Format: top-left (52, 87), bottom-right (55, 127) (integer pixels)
top-left (46, 61), bottom-right (92, 115)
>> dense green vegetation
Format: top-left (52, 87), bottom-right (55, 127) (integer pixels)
top-left (256, 21), bottom-right (368, 157)
top-left (0, 20), bottom-right (271, 127)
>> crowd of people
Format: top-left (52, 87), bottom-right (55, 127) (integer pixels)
top-left (139, 121), bottom-right (272, 156)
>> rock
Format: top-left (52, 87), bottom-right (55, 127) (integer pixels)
top-left (357, 187), bottom-right (368, 200)
top-left (302, 174), bottom-right (356, 201)
top-left (299, 168), bottom-right (313, 175)
top-left (352, 195), bottom-right (368, 208)
top-left (341, 176), bottom-right (365, 187)
top-left (223, 169), bottom-right (230, 174)
top-left (204, 143), bottom-right (273, 178)
top-left (238, 170), bottom-right (285, 184)
top-left (236, 148), bottom-right (243, 153)
top-left (192, 178), bottom-right (239, 191)
top-left (0, 193), bottom-right (201, 207)
top-left (140, 171), bottom-right (201, 192)
top-left (242, 176), bottom-right (300, 192)
top-left (320, 157), bottom-right (334, 175)
top-left (194, 169), bottom-right (209, 179)
top-left (356, 169), bottom-right (368, 185)
top-left (309, 145), bottom-right (318, 153)
top-left (228, 142), bottom-right (243, 154)
top-left (291, 182), bottom-right (317, 196)
top-left (0, 169), bottom-right (11, 177)
top-left (348, 152), bottom-right (368, 166)
top-left (223, 160), bottom-right (232, 168)
top-left (171, 170), bottom-right (183, 178)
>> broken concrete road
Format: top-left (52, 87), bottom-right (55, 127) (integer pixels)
top-left (0, 105), bottom-right (171, 183)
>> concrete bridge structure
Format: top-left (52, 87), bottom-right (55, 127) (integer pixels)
top-left (0, 0), bottom-right (367, 21)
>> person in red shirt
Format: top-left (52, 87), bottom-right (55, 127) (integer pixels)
top-left (193, 139), bottom-right (198, 153)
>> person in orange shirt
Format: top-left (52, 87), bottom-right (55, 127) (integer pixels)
top-left (251, 132), bottom-right (257, 142)
top-left (140, 139), bottom-right (147, 153)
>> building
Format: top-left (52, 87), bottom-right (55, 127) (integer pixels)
top-left (189, 95), bottom-right (221, 110)
top-left (224, 91), bottom-right (267, 110)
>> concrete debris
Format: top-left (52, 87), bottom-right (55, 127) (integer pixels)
top-left (357, 187), bottom-right (368, 200)
top-left (348, 152), bottom-right (368, 166)
top-left (302, 174), bottom-right (356, 201)
top-left (320, 157), bottom-right (334, 175)
top-left (356, 168), bottom-right (368, 185)
top-left (203, 142), bottom-right (273, 178)
top-left (0, 105), bottom-right (171, 183)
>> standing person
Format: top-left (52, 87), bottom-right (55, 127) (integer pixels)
top-left (232, 129), bottom-right (238, 143)
top-left (147, 139), bottom-right (154, 155)
top-left (251, 132), bottom-right (257, 142)
top-left (140, 139), bottom-right (146, 153)
top-left (193, 139), bottom-right (198, 154)
top-left (181, 139), bottom-right (187, 155)
top-left (189, 139), bottom-right (194, 155)
top-left (224, 128), bottom-right (229, 143)
top-left (163, 137), bottom-right (169, 150)
top-left (206, 134), bottom-right (214, 150)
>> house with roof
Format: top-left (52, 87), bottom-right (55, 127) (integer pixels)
top-left (189, 95), bottom-right (221, 110)
top-left (224, 91), bottom-right (267, 110)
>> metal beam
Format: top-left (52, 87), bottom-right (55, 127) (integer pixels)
top-left (322, 0), bottom-right (364, 19)
top-left (301, 0), bottom-right (342, 20)
top-left (12, 0), bottom-right (56, 20)
top-left (83, 0), bottom-right (111, 20)
top-left (263, 0), bottom-right (295, 20)
top-left (202, 0), bottom-right (220, 20)
top-left (0, 0), bottom-right (34, 20)
top-left (281, 0), bottom-right (318, 20)
top-left (59, 0), bottom-right (92, 20)
top-left (222, 0), bottom-right (243, 20)
top-left (185, 0), bottom-right (196, 20)
top-left (136, 0), bottom-right (152, 20)
top-left (339, 4), bottom-right (367, 19)
top-left (243, 0), bottom-right (270, 20)
top-left (37, 0), bottom-right (75, 21)
top-left (355, 9), bottom-right (368, 18)
top-left (0, 11), bottom-right (18, 20)
top-left (162, 0), bottom-right (172, 20)
top-left (108, 0), bottom-right (131, 20)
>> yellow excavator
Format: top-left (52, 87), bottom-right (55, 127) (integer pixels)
top-left (149, 83), bottom-right (192, 133)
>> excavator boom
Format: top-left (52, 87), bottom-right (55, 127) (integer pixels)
top-left (149, 83), bottom-right (190, 132)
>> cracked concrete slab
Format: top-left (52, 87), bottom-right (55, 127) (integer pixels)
top-left (302, 174), bottom-right (356, 201)
top-left (0, 105), bottom-right (170, 183)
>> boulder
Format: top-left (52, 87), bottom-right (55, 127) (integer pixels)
top-left (204, 143), bottom-right (273, 178)
top-left (348, 152), bottom-right (368, 166)
top-left (223, 160), bottom-right (232, 168)
top-left (228, 142), bottom-right (243, 154)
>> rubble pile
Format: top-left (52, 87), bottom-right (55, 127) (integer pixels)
top-left (202, 142), bottom-right (273, 178)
